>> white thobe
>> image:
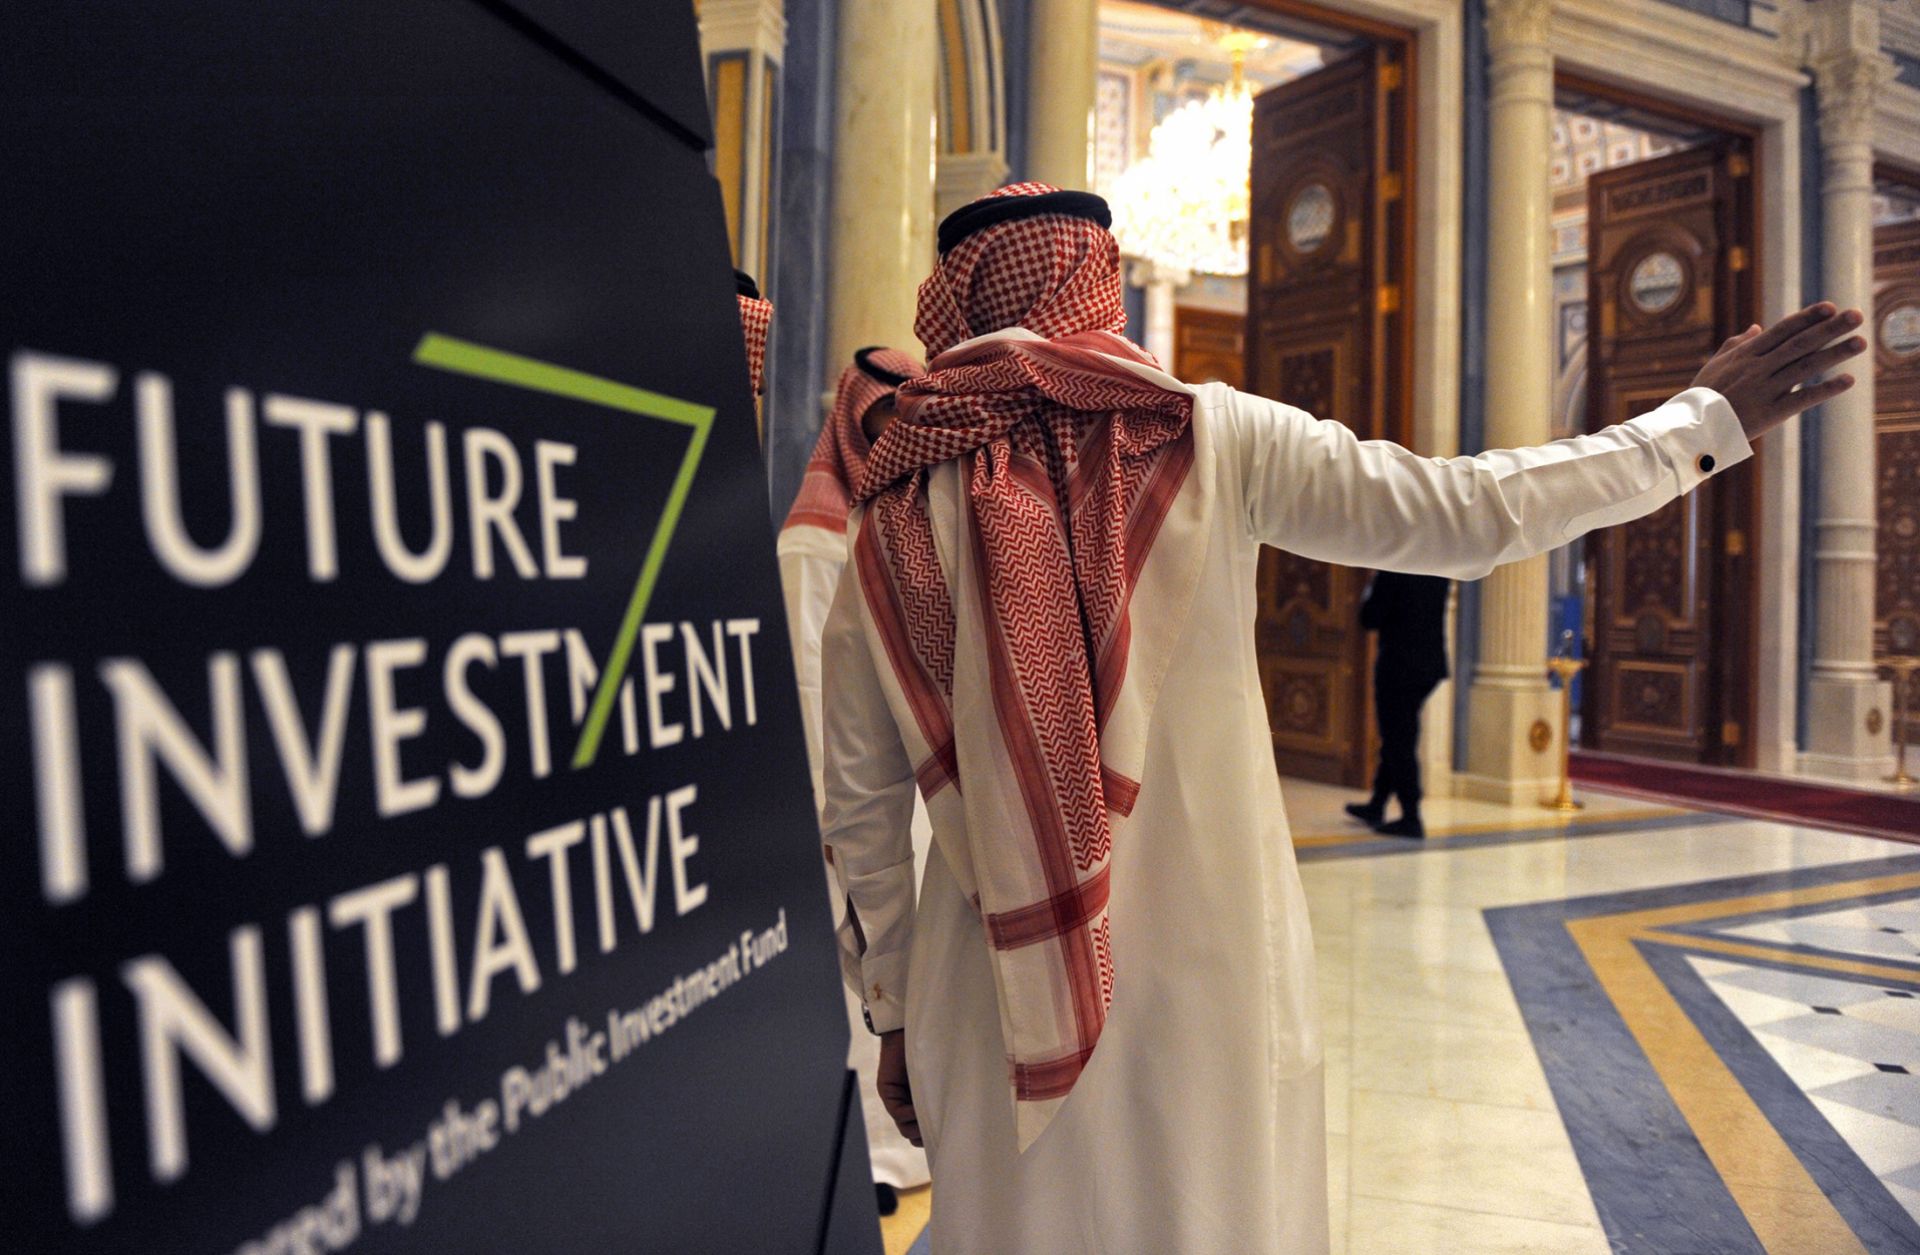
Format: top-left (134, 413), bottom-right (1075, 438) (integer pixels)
top-left (820, 379), bottom-right (1750, 1254)
top-left (777, 522), bottom-right (933, 1190)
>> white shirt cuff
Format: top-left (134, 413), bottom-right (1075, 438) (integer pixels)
top-left (1662, 386), bottom-right (1751, 495)
top-left (857, 951), bottom-right (909, 1034)
top-left (1559, 386), bottom-right (1751, 542)
top-left (833, 853), bottom-right (915, 1034)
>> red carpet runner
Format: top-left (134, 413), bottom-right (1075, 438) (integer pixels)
top-left (1570, 751), bottom-right (1920, 845)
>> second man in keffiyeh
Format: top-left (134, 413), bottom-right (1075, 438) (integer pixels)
top-left (776, 346), bottom-right (933, 1207)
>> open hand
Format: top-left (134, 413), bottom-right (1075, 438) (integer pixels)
top-left (1690, 302), bottom-right (1867, 443)
top-left (877, 1030), bottom-right (922, 1147)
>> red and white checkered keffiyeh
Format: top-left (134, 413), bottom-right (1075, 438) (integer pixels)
top-left (737, 293), bottom-right (773, 396)
top-left (783, 348), bottom-right (924, 535)
top-left (849, 183), bottom-right (1198, 1141)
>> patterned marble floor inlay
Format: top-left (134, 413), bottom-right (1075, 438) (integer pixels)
top-left (1490, 856), bottom-right (1920, 1254)
top-left (1692, 938), bottom-right (1920, 1224)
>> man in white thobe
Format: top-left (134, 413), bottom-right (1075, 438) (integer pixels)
top-left (818, 182), bottom-right (1864, 1254)
top-left (777, 347), bottom-right (933, 1201)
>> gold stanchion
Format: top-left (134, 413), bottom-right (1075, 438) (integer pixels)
top-left (1882, 657), bottom-right (1920, 790)
top-left (1545, 631), bottom-right (1586, 812)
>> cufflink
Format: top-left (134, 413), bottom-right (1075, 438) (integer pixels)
top-left (1698, 453), bottom-right (1716, 475)
top-left (861, 1003), bottom-right (880, 1036)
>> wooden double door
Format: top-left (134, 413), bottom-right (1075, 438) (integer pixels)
top-left (1580, 143), bottom-right (1758, 765)
top-left (1243, 58), bottom-right (1764, 776)
top-left (1245, 45), bottom-right (1412, 786)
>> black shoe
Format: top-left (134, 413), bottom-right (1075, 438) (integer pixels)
top-left (1375, 816), bottom-right (1425, 839)
top-left (875, 1183), bottom-right (898, 1217)
top-left (1345, 802), bottom-right (1386, 826)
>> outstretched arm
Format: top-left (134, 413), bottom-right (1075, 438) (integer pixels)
top-left (1227, 303), bottom-right (1864, 578)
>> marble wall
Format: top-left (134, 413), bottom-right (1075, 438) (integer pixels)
top-left (1453, 0), bottom-right (1490, 771)
top-left (766, 0), bottom-right (837, 525)
top-left (1797, 83), bottom-right (1822, 750)
top-left (998, 0), bottom-right (1031, 182)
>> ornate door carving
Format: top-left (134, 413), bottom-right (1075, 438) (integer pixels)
top-left (1172, 306), bottom-right (1245, 388)
top-left (1874, 215), bottom-right (1920, 743)
top-left (1245, 45), bottom-right (1411, 785)
top-left (1581, 143), bottom-right (1756, 765)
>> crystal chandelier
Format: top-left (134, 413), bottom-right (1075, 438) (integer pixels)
top-left (1110, 32), bottom-right (1259, 279)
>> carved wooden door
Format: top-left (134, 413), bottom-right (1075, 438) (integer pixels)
top-left (1874, 216), bottom-right (1920, 743)
top-left (1245, 45), bottom-right (1411, 785)
top-left (1581, 143), bottom-right (1756, 765)
top-left (1173, 306), bottom-right (1246, 388)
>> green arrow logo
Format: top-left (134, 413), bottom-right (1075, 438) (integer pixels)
top-left (412, 332), bottom-right (716, 770)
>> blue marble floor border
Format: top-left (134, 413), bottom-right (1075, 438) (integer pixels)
top-left (1489, 902), bottom-right (1761, 1251)
top-left (1486, 854), bottom-right (1920, 1254)
top-left (1294, 809), bottom-right (1733, 863)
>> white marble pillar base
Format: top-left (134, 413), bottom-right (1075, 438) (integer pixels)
top-left (1802, 676), bottom-right (1896, 781)
top-left (1458, 682), bottom-right (1562, 804)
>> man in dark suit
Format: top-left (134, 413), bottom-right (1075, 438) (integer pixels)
top-left (1347, 572), bottom-right (1451, 838)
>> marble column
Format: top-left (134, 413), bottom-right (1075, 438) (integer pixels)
top-left (826, 0), bottom-right (938, 369)
top-left (1127, 260), bottom-right (1187, 368)
top-left (1025, 0), bottom-right (1097, 191)
top-left (697, 0), bottom-right (787, 281)
top-left (1463, 0), bottom-right (1559, 803)
top-left (1803, 5), bottom-right (1895, 778)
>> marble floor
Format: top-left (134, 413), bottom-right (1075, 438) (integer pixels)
top-left (881, 777), bottom-right (1920, 1253)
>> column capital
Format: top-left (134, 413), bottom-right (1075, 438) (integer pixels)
top-left (1125, 258), bottom-right (1190, 289)
top-left (936, 150), bottom-right (1012, 220)
top-left (1790, 0), bottom-right (1892, 143)
top-left (1801, 0), bottom-right (1883, 60)
top-left (697, 0), bottom-right (787, 61)
top-left (1811, 48), bottom-right (1896, 146)
top-left (1484, 0), bottom-right (1553, 56)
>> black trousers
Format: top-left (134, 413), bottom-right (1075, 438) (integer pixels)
top-left (1371, 669), bottom-right (1442, 817)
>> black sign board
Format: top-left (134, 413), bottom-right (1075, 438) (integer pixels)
top-left (495, 0), bottom-right (716, 147)
top-left (1, 3), bottom-right (871, 1251)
